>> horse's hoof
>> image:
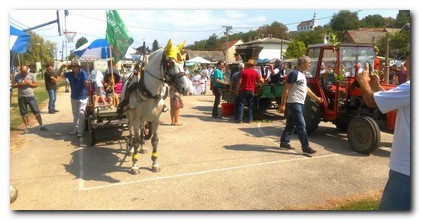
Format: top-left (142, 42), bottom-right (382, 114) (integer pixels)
top-left (152, 166), bottom-right (161, 173)
top-left (130, 168), bottom-right (140, 175)
top-left (140, 148), bottom-right (147, 154)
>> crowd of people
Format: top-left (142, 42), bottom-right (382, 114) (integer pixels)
top-left (11, 52), bottom-right (411, 210)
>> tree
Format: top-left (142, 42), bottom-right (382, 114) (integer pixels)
top-left (256, 21), bottom-right (289, 39)
top-left (360, 14), bottom-right (385, 28)
top-left (394, 10), bottom-right (410, 28)
top-left (377, 31), bottom-right (410, 60)
top-left (330, 10), bottom-right (360, 41)
top-left (21, 31), bottom-right (55, 67)
top-left (75, 37), bottom-right (88, 50)
top-left (152, 40), bottom-right (160, 52)
top-left (283, 40), bottom-right (306, 59)
top-left (291, 26), bottom-right (329, 46)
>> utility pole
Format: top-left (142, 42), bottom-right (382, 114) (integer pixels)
top-left (222, 25), bottom-right (232, 62)
top-left (385, 37), bottom-right (390, 84)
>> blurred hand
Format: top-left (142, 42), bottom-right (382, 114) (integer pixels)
top-left (279, 105), bottom-right (285, 114)
top-left (357, 63), bottom-right (371, 84)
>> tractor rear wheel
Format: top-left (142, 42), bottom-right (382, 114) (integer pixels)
top-left (347, 116), bottom-right (380, 154)
top-left (303, 97), bottom-right (321, 135)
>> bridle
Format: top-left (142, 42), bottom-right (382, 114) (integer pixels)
top-left (137, 53), bottom-right (186, 100)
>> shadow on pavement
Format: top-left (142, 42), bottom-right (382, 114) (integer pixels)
top-left (63, 146), bottom-right (128, 184)
top-left (223, 143), bottom-right (313, 157)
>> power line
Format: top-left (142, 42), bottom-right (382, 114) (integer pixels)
top-left (71, 11), bottom-right (222, 33)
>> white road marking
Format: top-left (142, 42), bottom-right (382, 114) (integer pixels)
top-left (78, 140), bottom-right (85, 190)
top-left (78, 121), bottom-right (355, 191)
top-left (79, 152), bottom-right (344, 191)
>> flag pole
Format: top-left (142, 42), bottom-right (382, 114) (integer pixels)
top-left (109, 44), bottom-right (115, 95)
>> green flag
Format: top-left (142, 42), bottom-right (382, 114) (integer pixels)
top-left (106, 10), bottom-right (134, 63)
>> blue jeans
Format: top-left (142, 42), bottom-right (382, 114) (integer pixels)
top-left (280, 103), bottom-right (309, 149)
top-left (238, 90), bottom-right (254, 122)
top-left (378, 169), bottom-right (411, 210)
top-left (48, 89), bottom-right (57, 111)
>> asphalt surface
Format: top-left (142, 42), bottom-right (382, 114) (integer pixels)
top-left (10, 86), bottom-right (393, 210)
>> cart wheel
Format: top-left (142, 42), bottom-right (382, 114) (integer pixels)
top-left (347, 116), bottom-right (380, 154)
top-left (84, 118), bottom-right (89, 131)
top-left (87, 116), bottom-right (96, 146)
top-left (89, 128), bottom-right (96, 146)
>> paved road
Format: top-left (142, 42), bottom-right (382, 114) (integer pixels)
top-left (10, 88), bottom-right (393, 210)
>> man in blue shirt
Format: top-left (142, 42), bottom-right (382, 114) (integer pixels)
top-left (58, 59), bottom-right (90, 138)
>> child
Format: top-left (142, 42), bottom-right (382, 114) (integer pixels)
top-left (104, 74), bottom-right (119, 109)
top-left (90, 70), bottom-right (107, 109)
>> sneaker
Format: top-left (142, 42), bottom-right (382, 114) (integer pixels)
top-left (48, 111), bottom-right (55, 114)
top-left (77, 132), bottom-right (84, 138)
top-left (212, 115), bottom-right (223, 119)
top-left (235, 120), bottom-right (242, 123)
top-left (40, 126), bottom-right (48, 131)
top-left (54, 109), bottom-right (60, 112)
top-left (302, 147), bottom-right (317, 154)
top-left (280, 143), bottom-right (294, 149)
top-left (22, 127), bottom-right (30, 134)
top-left (69, 128), bottom-right (77, 135)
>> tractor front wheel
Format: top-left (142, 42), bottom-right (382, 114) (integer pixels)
top-left (347, 116), bottom-right (380, 154)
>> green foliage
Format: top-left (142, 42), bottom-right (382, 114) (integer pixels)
top-left (377, 31), bottom-right (410, 60)
top-left (330, 10), bottom-right (360, 41)
top-left (152, 40), bottom-right (160, 52)
top-left (284, 40), bottom-right (306, 59)
top-left (19, 31), bottom-right (57, 67)
top-left (360, 14), bottom-right (386, 28)
top-left (395, 10), bottom-right (410, 28)
top-left (256, 21), bottom-right (289, 39)
top-left (291, 26), bottom-right (329, 46)
top-left (75, 37), bottom-right (88, 49)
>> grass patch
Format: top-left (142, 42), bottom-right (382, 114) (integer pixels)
top-left (332, 199), bottom-right (380, 210)
top-left (10, 74), bottom-right (64, 131)
top-left (282, 191), bottom-right (382, 210)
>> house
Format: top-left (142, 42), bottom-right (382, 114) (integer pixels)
top-left (220, 40), bottom-right (243, 63)
top-left (235, 37), bottom-right (291, 60)
top-left (296, 13), bottom-right (318, 32)
top-left (342, 30), bottom-right (388, 44)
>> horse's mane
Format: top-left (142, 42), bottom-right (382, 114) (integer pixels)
top-left (145, 48), bottom-right (165, 68)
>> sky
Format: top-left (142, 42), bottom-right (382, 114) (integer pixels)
top-left (10, 9), bottom-right (400, 57)
top-left (3, 0), bottom-right (420, 221)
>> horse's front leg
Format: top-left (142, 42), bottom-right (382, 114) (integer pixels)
top-left (150, 121), bottom-right (161, 172)
top-left (130, 118), bottom-right (141, 175)
top-left (139, 121), bottom-right (147, 154)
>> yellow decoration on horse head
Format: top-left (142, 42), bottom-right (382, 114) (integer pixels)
top-left (165, 39), bottom-right (186, 64)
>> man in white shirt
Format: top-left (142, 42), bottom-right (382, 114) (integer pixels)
top-left (357, 51), bottom-right (410, 210)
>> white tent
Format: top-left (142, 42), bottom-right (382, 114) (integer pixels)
top-left (186, 56), bottom-right (211, 64)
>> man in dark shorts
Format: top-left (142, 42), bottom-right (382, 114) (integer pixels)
top-left (12, 65), bottom-right (48, 134)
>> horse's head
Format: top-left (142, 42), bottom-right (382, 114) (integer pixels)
top-left (163, 39), bottom-right (189, 96)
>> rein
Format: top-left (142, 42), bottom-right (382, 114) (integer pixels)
top-left (135, 54), bottom-right (184, 101)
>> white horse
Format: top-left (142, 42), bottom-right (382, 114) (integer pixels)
top-left (123, 39), bottom-right (188, 174)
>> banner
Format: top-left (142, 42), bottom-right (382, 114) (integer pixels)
top-left (105, 10), bottom-right (134, 63)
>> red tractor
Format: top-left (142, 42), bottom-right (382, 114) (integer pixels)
top-left (303, 43), bottom-right (397, 154)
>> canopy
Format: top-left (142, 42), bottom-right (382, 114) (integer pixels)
top-left (10, 25), bottom-right (31, 54)
top-left (186, 56), bottom-right (211, 64)
top-left (75, 38), bottom-right (138, 61)
top-left (74, 39), bottom-right (112, 60)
